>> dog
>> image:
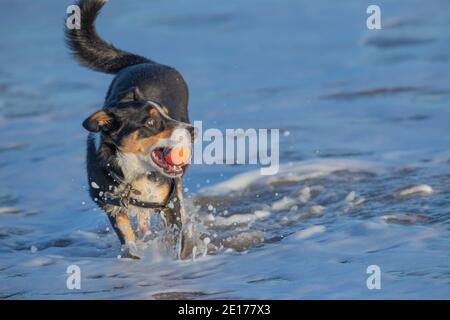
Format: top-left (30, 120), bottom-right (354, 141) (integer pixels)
top-left (65, 0), bottom-right (196, 259)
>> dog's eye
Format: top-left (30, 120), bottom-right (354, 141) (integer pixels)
top-left (146, 119), bottom-right (156, 127)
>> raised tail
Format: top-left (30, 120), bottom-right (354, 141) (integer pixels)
top-left (65, 0), bottom-right (151, 74)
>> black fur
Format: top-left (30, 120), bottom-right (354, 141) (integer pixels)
top-left (65, 0), bottom-right (151, 74)
top-left (66, 0), bottom-right (194, 259)
top-left (65, 0), bottom-right (189, 121)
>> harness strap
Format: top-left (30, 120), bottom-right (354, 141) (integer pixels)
top-left (103, 169), bottom-right (176, 210)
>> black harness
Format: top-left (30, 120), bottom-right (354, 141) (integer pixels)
top-left (103, 169), bottom-right (176, 210)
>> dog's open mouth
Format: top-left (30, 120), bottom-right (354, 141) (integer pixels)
top-left (151, 148), bottom-right (183, 176)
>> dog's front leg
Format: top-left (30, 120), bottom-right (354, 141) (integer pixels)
top-left (107, 210), bottom-right (140, 259)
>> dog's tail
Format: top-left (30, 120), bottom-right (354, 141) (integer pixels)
top-left (65, 0), bottom-right (152, 74)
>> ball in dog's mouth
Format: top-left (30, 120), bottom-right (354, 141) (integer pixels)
top-left (151, 148), bottom-right (184, 175)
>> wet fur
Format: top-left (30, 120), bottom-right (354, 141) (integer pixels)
top-left (66, 0), bottom-right (193, 259)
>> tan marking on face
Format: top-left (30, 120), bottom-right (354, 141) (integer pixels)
top-left (149, 108), bottom-right (159, 117)
top-left (116, 212), bottom-right (135, 242)
top-left (119, 129), bottom-right (174, 154)
top-left (149, 106), bottom-right (169, 117)
top-left (91, 111), bottom-right (111, 126)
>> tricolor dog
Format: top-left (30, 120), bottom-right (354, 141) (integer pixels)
top-left (66, 0), bottom-right (196, 259)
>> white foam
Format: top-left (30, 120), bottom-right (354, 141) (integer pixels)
top-left (203, 159), bottom-right (379, 195)
top-left (309, 205), bottom-right (325, 215)
top-left (213, 214), bottom-right (255, 226)
top-left (397, 184), bottom-right (433, 197)
top-left (345, 191), bottom-right (356, 203)
top-left (0, 207), bottom-right (22, 214)
top-left (221, 231), bottom-right (265, 250)
top-left (271, 196), bottom-right (296, 211)
top-left (25, 257), bottom-right (53, 267)
top-left (254, 210), bottom-right (271, 219)
top-left (298, 187), bottom-right (311, 203)
top-left (212, 210), bottom-right (271, 227)
top-left (295, 225), bottom-right (326, 239)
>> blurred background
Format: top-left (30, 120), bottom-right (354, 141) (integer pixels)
top-left (0, 0), bottom-right (449, 299)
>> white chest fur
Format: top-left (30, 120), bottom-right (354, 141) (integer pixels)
top-left (116, 152), bottom-right (153, 181)
top-left (115, 152), bottom-right (171, 204)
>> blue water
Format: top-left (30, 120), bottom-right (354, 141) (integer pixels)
top-left (0, 0), bottom-right (449, 299)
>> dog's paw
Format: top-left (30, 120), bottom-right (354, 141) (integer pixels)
top-left (119, 241), bottom-right (141, 260)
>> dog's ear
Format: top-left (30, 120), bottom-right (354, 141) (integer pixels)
top-left (82, 110), bottom-right (113, 132)
top-left (117, 87), bottom-right (147, 103)
top-left (133, 87), bottom-right (147, 101)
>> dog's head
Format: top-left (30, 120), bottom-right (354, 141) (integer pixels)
top-left (83, 88), bottom-right (195, 178)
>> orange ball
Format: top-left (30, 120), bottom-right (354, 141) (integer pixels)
top-left (164, 146), bottom-right (191, 166)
